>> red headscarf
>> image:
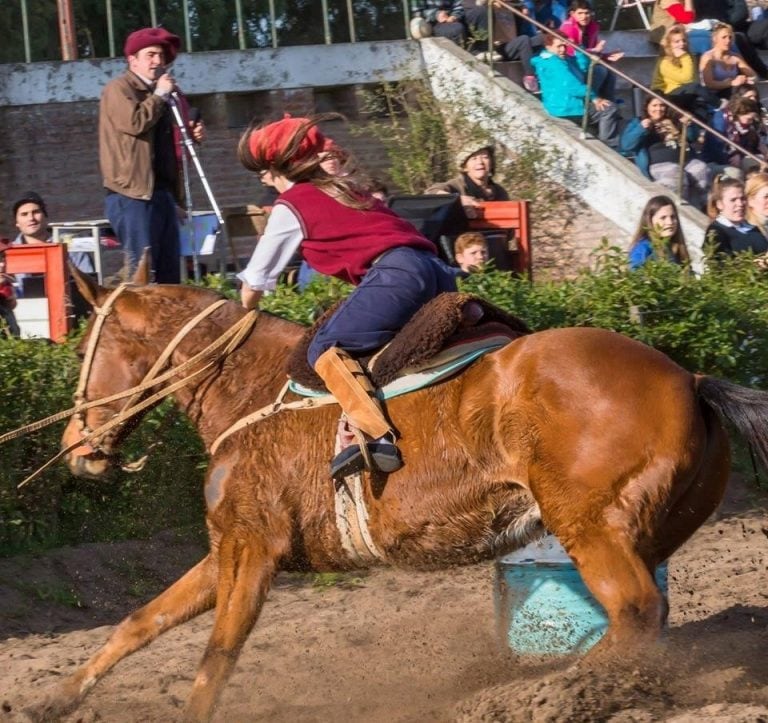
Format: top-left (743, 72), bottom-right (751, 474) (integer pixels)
top-left (247, 116), bottom-right (326, 167)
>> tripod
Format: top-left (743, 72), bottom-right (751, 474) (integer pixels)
top-left (167, 92), bottom-right (241, 280)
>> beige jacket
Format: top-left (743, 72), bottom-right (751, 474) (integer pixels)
top-left (98, 71), bottom-right (172, 200)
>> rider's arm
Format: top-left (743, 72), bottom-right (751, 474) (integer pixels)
top-left (236, 204), bottom-right (303, 309)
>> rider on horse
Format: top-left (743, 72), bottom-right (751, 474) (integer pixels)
top-left (237, 114), bottom-right (458, 479)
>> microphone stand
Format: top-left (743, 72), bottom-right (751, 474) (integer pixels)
top-left (167, 90), bottom-right (242, 275)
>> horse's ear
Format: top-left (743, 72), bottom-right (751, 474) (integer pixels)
top-left (68, 261), bottom-right (102, 307)
top-left (131, 249), bottom-right (152, 286)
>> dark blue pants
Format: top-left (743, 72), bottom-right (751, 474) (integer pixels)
top-left (307, 247), bottom-right (458, 367)
top-left (105, 188), bottom-right (181, 283)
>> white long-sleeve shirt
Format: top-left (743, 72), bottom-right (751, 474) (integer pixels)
top-left (236, 203), bottom-right (304, 291)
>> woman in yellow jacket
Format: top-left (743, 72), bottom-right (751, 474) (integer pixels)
top-left (651, 24), bottom-right (720, 122)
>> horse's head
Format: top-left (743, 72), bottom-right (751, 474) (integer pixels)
top-left (61, 256), bottom-right (161, 479)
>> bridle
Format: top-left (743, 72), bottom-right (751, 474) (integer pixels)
top-left (1, 284), bottom-right (258, 488)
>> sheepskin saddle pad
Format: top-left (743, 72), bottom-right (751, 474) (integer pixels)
top-left (286, 292), bottom-right (531, 396)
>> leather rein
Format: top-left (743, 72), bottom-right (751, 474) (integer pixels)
top-left (0, 284), bottom-right (258, 488)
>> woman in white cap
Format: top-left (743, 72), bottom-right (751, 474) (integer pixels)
top-left (425, 143), bottom-right (509, 218)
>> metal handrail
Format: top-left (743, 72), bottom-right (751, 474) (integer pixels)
top-left (483, 0), bottom-right (764, 174)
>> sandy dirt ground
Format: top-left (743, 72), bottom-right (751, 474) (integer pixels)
top-left (0, 481), bottom-right (766, 722)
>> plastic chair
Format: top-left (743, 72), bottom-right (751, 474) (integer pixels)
top-left (608, 0), bottom-right (654, 31)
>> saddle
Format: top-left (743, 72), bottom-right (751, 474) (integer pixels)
top-left (286, 292), bottom-right (531, 393)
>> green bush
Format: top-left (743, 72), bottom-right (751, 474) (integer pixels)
top-left (2, 252), bottom-right (768, 556)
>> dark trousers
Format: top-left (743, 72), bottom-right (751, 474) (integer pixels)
top-left (307, 247), bottom-right (458, 367)
top-left (105, 188), bottom-right (181, 284)
top-left (665, 83), bottom-right (720, 123)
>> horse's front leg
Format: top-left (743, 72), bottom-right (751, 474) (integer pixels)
top-left (183, 518), bottom-right (290, 722)
top-left (27, 554), bottom-right (218, 721)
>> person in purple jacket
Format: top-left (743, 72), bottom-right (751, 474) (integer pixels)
top-left (237, 115), bottom-right (458, 479)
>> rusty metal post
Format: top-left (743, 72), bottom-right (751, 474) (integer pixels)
top-left (678, 116), bottom-right (690, 201)
top-left (57, 0), bottom-right (78, 60)
top-left (581, 60), bottom-right (595, 138)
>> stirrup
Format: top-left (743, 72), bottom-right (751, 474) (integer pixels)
top-left (330, 436), bottom-right (403, 479)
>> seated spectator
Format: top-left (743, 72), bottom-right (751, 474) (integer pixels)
top-left (710, 93), bottom-right (767, 177)
top-left (651, 25), bottom-right (720, 122)
top-left (620, 96), bottom-right (710, 208)
top-left (425, 142), bottom-right (509, 218)
top-left (628, 195), bottom-right (690, 268)
top-left (704, 175), bottom-right (768, 256)
top-left (466, 1), bottom-right (541, 92)
top-left (745, 171), bottom-right (768, 241)
top-left (699, 22), bottom-right (757, 100)
top-left (518, 0), bottom-right (569, 37)
top-left (453, 231), bottom-right (489, 272)
top-left (695, 0), bottom-right (768, 63)
top-left (531, 31), bottom-right (621, 149)
top-left (651, 0), bottom-right (768, 72)
top-left (559, 0), bottom-right (624, 102)
top-left (12, 191), bottom-right (93, 273)
top-left (410, 1), bottom-right (466, 44)
top-left (0, 240), bottom-right (20, 338)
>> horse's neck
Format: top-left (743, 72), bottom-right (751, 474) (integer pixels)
top-left (170, 312), bottom-right (302, 447)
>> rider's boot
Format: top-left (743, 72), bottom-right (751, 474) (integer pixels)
top-left (313, 346), bottom-right (403, 479)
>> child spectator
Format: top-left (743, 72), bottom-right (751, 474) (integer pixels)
top-left (559, 0), bottom-right (624, 101)
top-left (453, 232), bottom-right (489, 272)
top-left (705, 175), bottom-right (768, 257)
top-left (628, 195), bottom-right (689, 268)
top-left (531, 31), bottom-right (622, 149)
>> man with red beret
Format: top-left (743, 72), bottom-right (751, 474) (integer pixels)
top-left (99, 27), bottom-right (205, 283)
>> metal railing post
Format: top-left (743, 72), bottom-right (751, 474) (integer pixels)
top-left (402, 0), bottom-right (410, 39)
top-left (678, 116), bottom-right (690, 200)
top-left (106, 0), bottom-right (115, 57)
top-left (235, 0), bottom-right (246, 49)
top-left (149, 0), bottom-right (157, 28)
top-left (582, 59), bottom-right (595, 138)
top-left (346, 0), bottom-right (356, 43)
top-left (488, 1), bottom-right (494, 70)
top-left (21, 0), bottom-right (31, 62)
top-left (269, 0), bottom-right (277, 48)
top-left (321, 0), bottom-right (332, 44)
top-left (182, 0), bottom-right (192, 51)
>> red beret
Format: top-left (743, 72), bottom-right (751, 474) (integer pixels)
top-left (248, 116), bottom-right (326, 167)
top-left (124, 27), bottom-right (181, 63)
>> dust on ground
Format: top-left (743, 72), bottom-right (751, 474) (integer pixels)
top-left (0, 480), bottom-right (766, 722)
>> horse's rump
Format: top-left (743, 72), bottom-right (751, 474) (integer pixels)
top-left (287, 291), bottom-right (531, 391)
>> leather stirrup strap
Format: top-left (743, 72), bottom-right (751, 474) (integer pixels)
top-left (314, 347), bottom-right (392, 439)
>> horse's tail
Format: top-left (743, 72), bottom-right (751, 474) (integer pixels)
top-left (696, 375), bottom-right (768, 471)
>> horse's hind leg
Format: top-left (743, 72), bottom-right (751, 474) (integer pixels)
top-left (28, 554), bottom-right (218, 721)
top-left (184, 520), bottom-right (290, 722)
top-left (565, 529), bottom-right (667, 654)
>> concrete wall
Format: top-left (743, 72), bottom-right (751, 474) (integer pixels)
top-left (0, 41), bottom-right (421, 106)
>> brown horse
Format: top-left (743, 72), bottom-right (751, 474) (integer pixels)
top-left (33, 267), bottom-right (768, 721)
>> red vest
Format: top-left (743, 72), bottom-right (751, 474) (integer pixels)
top-left (276, 183), bottom-right (436, 285)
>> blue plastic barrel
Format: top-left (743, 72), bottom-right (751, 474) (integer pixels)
top-left (494, 536), bottom-right (668, 655)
